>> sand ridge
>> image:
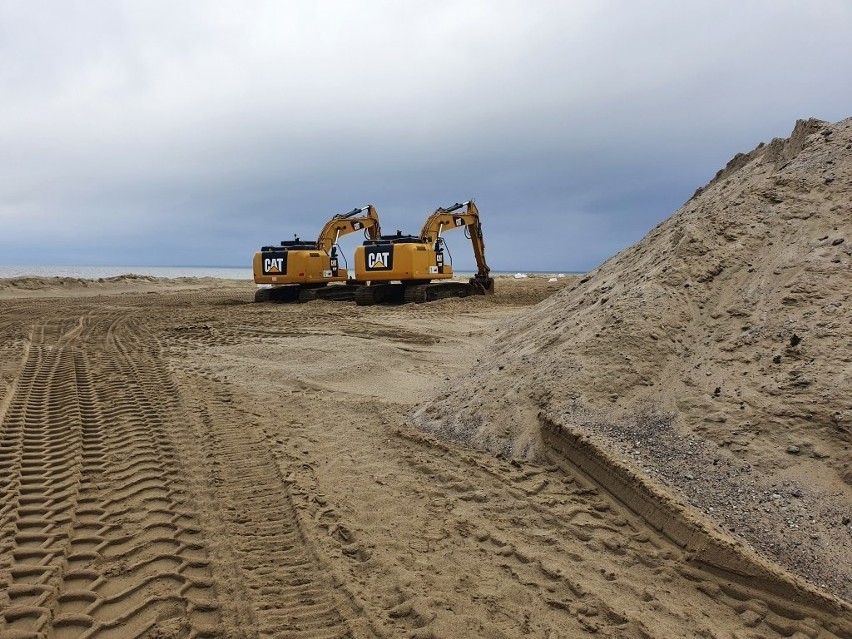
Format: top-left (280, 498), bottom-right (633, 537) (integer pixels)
top-left (0, 275), bottom-right (247, 299)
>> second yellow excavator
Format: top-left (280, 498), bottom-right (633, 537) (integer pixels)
top-left (253, 205), bottom-right (381, 302)
top-left (352, 200), bottom-right (494, 305)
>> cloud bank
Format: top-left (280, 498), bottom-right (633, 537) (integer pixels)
top-left (2, 1), bottom-right (851, 270)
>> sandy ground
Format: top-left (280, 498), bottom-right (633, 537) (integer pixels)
top-left (1, 276), bottom-right (849, 638)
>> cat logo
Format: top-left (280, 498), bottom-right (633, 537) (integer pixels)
top-left (365, 246), bottom-right (393, 270)
top-left (454, 217), bottom-right (465, 227)
top-left (368, 252), bottom-right (390, 268)
top-left (265, 258), bottom-right (284, 273)
top-left (353, 222), bottom-right (363, 230)
top-left (261, 251), bottom-right (288, 275)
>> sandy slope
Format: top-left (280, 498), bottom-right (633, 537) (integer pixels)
top-left (415, 117), bottom-right (852, 601)
top-left (1, 277), bottom-right (849, 638)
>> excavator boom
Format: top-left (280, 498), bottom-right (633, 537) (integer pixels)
top-left (316, 205), bottom-right (381, 253)
top-left (420, 200), bottom-right (491, 282)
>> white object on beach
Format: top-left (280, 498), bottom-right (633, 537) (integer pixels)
top-left (548, 277), bottom-right (558, 283)
top-left (557, 273), bottom-right (566, 278)
top-left (513, 273), bottom-right (528, 279)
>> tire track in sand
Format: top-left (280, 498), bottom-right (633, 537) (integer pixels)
top-left (0, 311), bottom-right (223, 638)
top-left (155, 288), bottom-right (363, 637)
top-left (1, 326), bottom-right (82, 636)
top-left (173, 366), bottom-right (359, 639)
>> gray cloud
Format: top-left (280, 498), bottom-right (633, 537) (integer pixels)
top-left (2, 1), bottom-right (851, 270)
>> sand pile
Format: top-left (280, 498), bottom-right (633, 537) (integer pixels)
top-left (0, 274), bottom-right (246, 298)
top-left (0, 274), bottom-right (167, 290)
top-left (415, 116), bottom-right (852, 598)
top-left (0, 276), bottom-right (96, 290)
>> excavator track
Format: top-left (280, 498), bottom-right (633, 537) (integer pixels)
top-left (254, 286), bottom-right (301, 303)
top-left (403, 282), bottom-right (484, 303)
top-left (297, 288), bottom-right (318, 302)
top-left (258, 285), bottom-right (358, 303)
top-left (303, 284), bottom-right (358, 302)
top-left (354, 284), bottom-right (406, 306)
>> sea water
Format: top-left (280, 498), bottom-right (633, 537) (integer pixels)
top-left (0, 265), bottom-right (582, 281)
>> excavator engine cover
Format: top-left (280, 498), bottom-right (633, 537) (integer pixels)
top-left (253, 247), bottom-right (346, 285)
top-left (355, 236), bottom-right (453, 283)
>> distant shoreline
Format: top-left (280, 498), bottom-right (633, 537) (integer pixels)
top-left (0, 265), bottom-right (584, 280)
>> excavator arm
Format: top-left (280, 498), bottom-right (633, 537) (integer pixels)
top-left (316, 205), bottom-right (382, 254)
top-left (420, 200), bottom-right (492, 286)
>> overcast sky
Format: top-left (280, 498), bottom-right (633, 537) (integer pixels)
top-left (1, 1), bottom-right (850, 271)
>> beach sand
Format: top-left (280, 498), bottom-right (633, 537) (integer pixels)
top-left (1, 275), bottom-right (849, 638)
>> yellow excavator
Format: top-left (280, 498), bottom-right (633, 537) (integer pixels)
top-left (352, 200), bottom-right (494, 305)
top-left (253, 205), bottom-right (381, 302)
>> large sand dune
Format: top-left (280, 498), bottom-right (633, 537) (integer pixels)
top-left (415, 117), bottom-right (852, 602)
